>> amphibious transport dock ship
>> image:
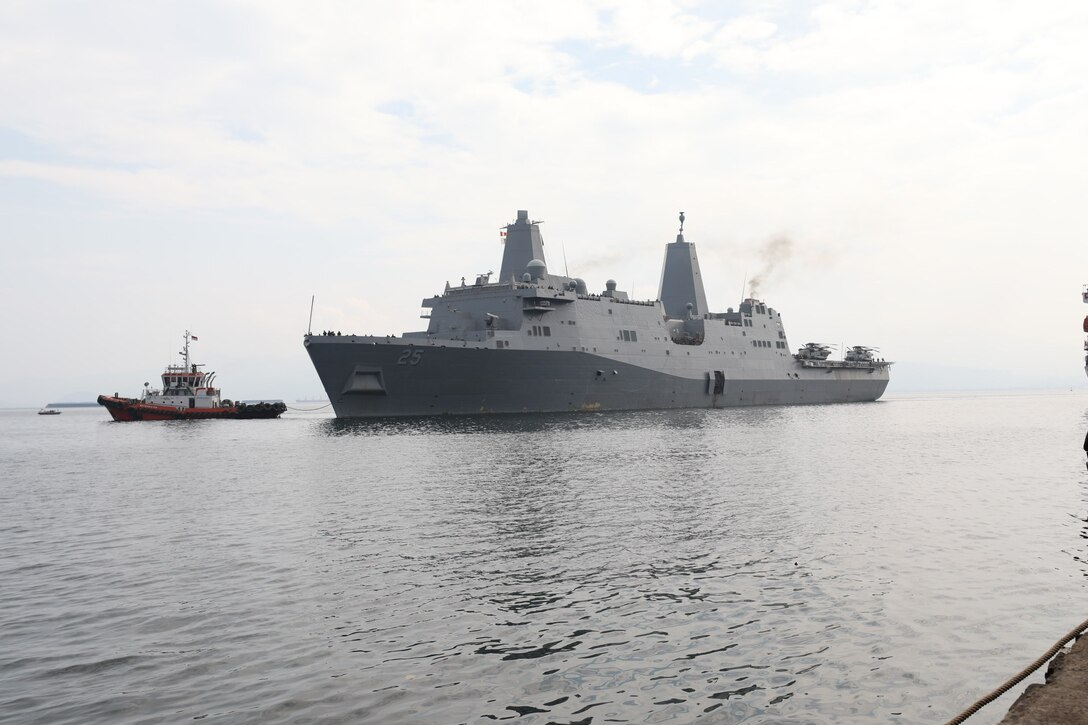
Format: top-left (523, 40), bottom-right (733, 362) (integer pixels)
top-left (304, 210), bottom-right (890, 417)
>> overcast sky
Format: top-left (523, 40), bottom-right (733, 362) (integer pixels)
top-left (3, 0), bottom-right (1087, 406)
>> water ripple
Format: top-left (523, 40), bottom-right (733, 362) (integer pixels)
top-left (1, 394), bottom-right (1087, 723)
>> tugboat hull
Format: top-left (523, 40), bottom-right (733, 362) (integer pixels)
top-left (97, 395), bottom-right (285, 421)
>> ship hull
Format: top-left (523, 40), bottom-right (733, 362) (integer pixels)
top-left (97, 395), bottom-right (286, 421)
top-left (305, 337), bottom-right (890, 418)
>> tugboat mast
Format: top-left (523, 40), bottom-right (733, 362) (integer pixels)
top-left (180, 330), bottom-right (193, 370)
top-left (178, 330), bottom-right (204, 373)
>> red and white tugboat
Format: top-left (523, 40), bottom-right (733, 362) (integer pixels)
top-left (97, 331), bottom-right (286, 421)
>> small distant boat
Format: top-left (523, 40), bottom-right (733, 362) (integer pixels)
top-left (38, 408), bottom-right (61, 416)
top-left (97, 331), bottom-right (286, 422)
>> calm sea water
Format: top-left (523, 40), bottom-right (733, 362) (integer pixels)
top-left (2, 391), bottom-right (1087, 724)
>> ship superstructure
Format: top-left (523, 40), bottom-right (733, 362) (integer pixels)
top-left (140, 331), bottom-right (222, 409)
top-left (304, 210), bottom-right (891, 417)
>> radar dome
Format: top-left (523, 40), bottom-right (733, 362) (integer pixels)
top-left (605, 279), bottom-right (617, 291)
top-left (527, 259), bottom-right (547, 280)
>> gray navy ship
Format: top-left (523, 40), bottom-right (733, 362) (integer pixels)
top-left (304, 210), bottom-right (891, 417)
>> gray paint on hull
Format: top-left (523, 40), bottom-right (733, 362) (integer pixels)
top-left (306, 338), bottom-right (890, 418)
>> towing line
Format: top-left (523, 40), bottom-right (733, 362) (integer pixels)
top-left (945, 616), bottom-right (1088, 724)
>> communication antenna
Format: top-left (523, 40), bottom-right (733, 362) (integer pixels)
top-left (739, 273), bottom-right (747, 303)
top-left (307, 295), bottom-right (315, 335)
top-left (562, 240), bottom-right (569, 277)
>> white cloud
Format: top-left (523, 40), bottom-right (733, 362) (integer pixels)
top-left (2, 0), bottom-right (1088, 404)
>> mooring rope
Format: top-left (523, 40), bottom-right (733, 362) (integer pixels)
top-left (285, 403), bottom-right (332, 412)
top-left (945, 616), bottom-right (1088, 725)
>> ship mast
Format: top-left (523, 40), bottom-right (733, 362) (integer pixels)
top-left (180, 330), bottom-right (192, 370)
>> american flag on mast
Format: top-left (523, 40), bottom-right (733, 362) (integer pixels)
top-left (499, 229), bottom-right (506, 244)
